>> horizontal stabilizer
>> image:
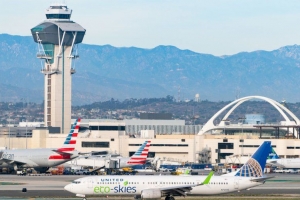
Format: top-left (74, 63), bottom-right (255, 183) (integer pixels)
top-left (52, 150), bottom-right (73, 156)
top-left (251, 176), bottom-right (274, 182)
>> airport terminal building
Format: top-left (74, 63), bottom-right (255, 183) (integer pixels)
top-left (1, 96), bottom-right (300, 165)
top-left (1, 115), bottom-right (300, 165)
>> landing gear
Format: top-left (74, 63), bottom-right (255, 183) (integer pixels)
top-left (165, 195), bottom-right (175, 200)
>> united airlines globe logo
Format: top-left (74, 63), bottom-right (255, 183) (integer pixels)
top-left (235, 158), bottom-right (262, 177)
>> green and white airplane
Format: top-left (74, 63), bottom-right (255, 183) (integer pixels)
top-left (64, 141), bottom-right (272, 200)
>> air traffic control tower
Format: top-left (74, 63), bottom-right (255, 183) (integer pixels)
top-left (31, 4), bottom-right (86, 134)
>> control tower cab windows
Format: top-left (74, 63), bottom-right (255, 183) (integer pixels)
top-left (46, 14), bottom-right (71, 20)
top-left (50, 6), bottom-right (67, 9)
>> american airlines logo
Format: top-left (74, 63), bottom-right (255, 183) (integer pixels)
top-left (0, 152), bottom-right (14, 160)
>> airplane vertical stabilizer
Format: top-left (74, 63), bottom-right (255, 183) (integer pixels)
top-left (58, 118), bottom-right (81, 152)
top-left (268, 147), bottom-right (280, 159)
top-left (127, 140), bottom-right (151, 165)
top-left (234, 141), bottom-right (271, 178)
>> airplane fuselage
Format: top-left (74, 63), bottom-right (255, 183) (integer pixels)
top-left (68, 156), bottom-right (144, 169)
top-left (267, 158), bottom-right (300, 169)
top-left (0, 149), bottom-right (78, 168)
top-left (65, 175), bottom-right (262, 197)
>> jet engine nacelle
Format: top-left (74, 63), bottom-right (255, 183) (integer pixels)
top-left (34, 167), bottom-right (49, 173)
top-left (141, 189), bottom-right (162, 199)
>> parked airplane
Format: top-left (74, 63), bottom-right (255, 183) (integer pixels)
top-left (66, 140), bottom-right (151, 170)
top-left (64, 141), bottom-right (272, 200)
top-left (0, 118), bottom-right (81, 173)
top-left (267, 148), bottom-right (300, 169)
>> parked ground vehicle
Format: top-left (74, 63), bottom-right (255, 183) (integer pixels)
top-left (74, 169), bottom-right (91, 175)
top-left (158, 167), bottom-right (170, 172)
top-left (17, 170), bottom-right (27, 176)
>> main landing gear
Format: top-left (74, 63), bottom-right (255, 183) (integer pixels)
top-left (165, 195), bottom-right (175, 200)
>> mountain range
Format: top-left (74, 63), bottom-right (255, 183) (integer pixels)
top-left (1, 33), bottom-right (300, 105)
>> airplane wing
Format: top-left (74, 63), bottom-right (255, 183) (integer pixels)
top-left (158, 184), bottom-right (198, 196)
top-left (1, 158), bottom-right (26, 166)
top-left (155, 171), bottom-right (214, 197)
top-left (250, 176), bottom-right (274, 182)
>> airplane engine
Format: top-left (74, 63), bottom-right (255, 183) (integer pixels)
top-left (34, 167), bottom-right (49, 173)
top-left (141, 189), bottom-right (162, 199)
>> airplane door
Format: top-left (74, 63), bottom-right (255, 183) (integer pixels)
top-left (105, 159), bottom-right (110, 168)
top-left (116, 159), bottom-right (120, 168)
top-left (87, 178), bottom-right (93, 189)
top-left (234, 179), bottom-right (239, 190)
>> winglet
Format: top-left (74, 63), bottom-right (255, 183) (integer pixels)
top-left (202, 171), bottom-right (214, 185)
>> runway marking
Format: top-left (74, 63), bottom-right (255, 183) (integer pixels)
top-left (0, 182), bottom-right (25, 185)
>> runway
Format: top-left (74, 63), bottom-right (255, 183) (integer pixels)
top-left (0, 173), bottom-right (300, 199)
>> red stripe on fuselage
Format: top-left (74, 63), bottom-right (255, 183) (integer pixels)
top-left (127, 161), bottom-right (146, 164)
top-left (57, 148), bottom-right (74, 152)
top-left (49, 155), bottom-right (71, 160)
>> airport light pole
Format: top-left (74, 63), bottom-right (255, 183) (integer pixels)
top-left (26, 122), bottom-right (28, 149)
top-left (8, 114), bottom-right (10, 149)
top-left (192, 115), bottom-right (199, 163)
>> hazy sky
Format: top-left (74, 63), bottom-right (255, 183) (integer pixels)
top-left (1, 0), bottom-right (300, 56)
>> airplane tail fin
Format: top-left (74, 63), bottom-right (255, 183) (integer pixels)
top-left (57, 118), bottom-right (81, 152)
top-left (267, 147), bottom-right (280, 159)
top-left (127, 140), bottom-right (151, 165)
top-left (234, 141), bottom-right (271, 178)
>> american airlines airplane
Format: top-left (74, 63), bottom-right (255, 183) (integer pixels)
top-left (67, 140), bottom-right (151, 169)
top-left (0, 118), bottom-right (81, 173)
top-left (64, 141), bottom-right (272, 200)
top-left (267, 148), bottom-right (300, 169)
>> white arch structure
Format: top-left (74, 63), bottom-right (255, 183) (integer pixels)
top-left (199, 96), bottom-right (300, 137)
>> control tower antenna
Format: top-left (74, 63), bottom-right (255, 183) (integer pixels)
top-left (31, 4), bottom-right (86, 134)
top-left (177, 86), bottom-right (181, 102)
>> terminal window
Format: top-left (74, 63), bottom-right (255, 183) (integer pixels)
top-left (219, 153), bottom-right (233, 159)
top-left (89, 126), bottom-right (125, 131)
top-left (239, 145), bottom-right (277, 148)
top-left (82, 142), bottom-right (109, 148)
top-left (218, 143), bottom-right (234, 149)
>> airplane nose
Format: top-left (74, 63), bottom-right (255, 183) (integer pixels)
top-left (64, 184), bottom-right (72, 192)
